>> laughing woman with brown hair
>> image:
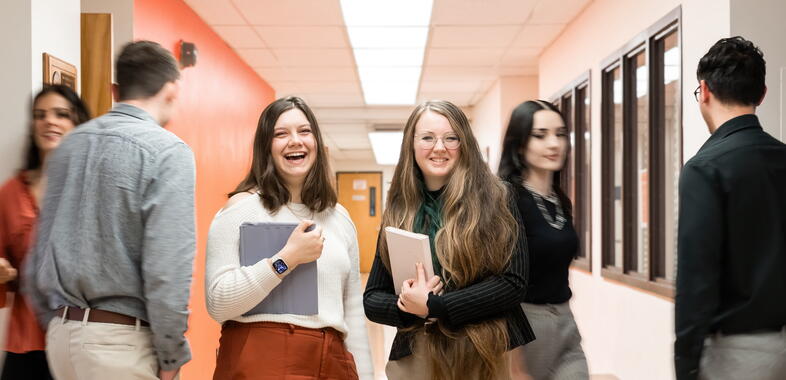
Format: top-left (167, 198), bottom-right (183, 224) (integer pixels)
top-left (205, 96), bottom-right (372, 380)
top-left (363, 100), bottom-right (534, 380)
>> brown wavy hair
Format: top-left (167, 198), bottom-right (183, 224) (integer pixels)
top-left (230, 96), bottom-right (336, 213)
top-left (380, 100), bottom-right (518, 379)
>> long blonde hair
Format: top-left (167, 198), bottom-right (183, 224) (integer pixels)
top-left (380, 100), bottom-right (518, 379)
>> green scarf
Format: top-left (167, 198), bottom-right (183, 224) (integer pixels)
top-left (413, 185), bottom-right (445, 282)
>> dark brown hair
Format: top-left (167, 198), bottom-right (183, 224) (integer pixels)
top-left (230, 96), bottom-right (336, 213)
top-left (116, 40), bottom-right (180, 101)
top-left (24, 85), bottom-right (91, 171)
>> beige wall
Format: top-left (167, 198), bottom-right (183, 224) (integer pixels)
top-left (470, 76), bottom-right (539, 172)
top-left (730, 0), bottom-right (786, 141)
top-left (537, 0), bottom-right (732, 379)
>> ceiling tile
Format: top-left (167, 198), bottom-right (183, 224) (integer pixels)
top-left (273, 49), bottom-right (355, 67)
top-left (280, 81), bottom-right (361, 94)
top-left (254, 26), bottom-right (348, 48)
top-left (430, 26), bottom-right (520, 48)
top-left (420, 80), bottom-right (484, 93)
top-left (418, 91), bottom-right (476, 106)
top-left (237, 48), bottom-right (278, 66)
top-left (320, 123), bottom-right (368, 133)
top-left (339, 150), bottom-right (375, 161)
top-left (233, 0), bottom-right (345, 26)
top-left (421, 66), bottom-right (497, 81)
top-left (426, 48), bottom-right (505, 66)
top-left (212, 26), bottom-right (266, 48)
top-left (500, 48), bottom-right (540, 66)
top-left (497, 66), bottom-right (538, 76)
top-left (299, 93), bottom-right (366, 107)
top-left (431, 0), bottom-right (538, 25)
top-left (184, 0), bottom-right (245, 25)
top-left (253, 67), bottom-right (289, 81)
top-left (511, 24), bottom-right (565, 48)
top-left (529, 0), bottom-right (591, 24)
top-left (328, 133), bottom-right (372, 149)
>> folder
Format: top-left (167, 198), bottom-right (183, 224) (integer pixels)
top-left (239, 222), bottom-right (318, 316)
top-left (384, 227), bottom-right (435, 295)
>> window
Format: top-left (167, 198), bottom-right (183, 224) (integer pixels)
top-left (600, 7), bottom-right (681, 297)
top-left (551, 73), bottom-right (592, 271)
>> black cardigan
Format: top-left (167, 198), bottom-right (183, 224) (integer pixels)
top-left (362, 196), bottom-right (535, 360)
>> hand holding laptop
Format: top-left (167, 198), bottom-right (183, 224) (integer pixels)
top-left (276, 220), bottom-right (323, 272)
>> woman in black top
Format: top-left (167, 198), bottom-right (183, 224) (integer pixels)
top-left (364, 100), bottom-right (534, 380)
top-left (499, 100), bottom-right (589, 380)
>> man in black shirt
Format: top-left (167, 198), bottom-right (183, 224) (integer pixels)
top-left (675, 36), bottom-right (786, 380)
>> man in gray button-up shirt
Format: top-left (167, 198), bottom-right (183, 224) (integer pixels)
top-left (25, 41), bottom-right (195, 380)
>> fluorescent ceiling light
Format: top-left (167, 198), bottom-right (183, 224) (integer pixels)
top-left (368, 131), bottom-right (404, 165)
top-left (353, 48), bottom-right (425, 67)
top-left (340, 0), bottom-right (433, 105)
top-left (340, 0), bottom-right (432, 26)
top-left (347, 27), bottom-right (429, 48)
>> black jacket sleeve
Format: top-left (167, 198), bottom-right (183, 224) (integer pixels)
top-left (363, 232), bottom-right (421, 328)
top-left (674, 161), bottom-right (724, 380)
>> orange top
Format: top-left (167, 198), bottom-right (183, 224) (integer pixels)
top-left (0, 173), bottom-right (46, 353)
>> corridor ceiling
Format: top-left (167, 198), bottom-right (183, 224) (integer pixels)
top-left (184, 0), bottom-right (591, 161)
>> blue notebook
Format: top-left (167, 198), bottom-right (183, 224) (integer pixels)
top-left (239, 222), bottom-right (319, 316)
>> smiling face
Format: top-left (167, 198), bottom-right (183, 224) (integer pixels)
top-left (270, 108), bottom-right (317, 188)
top-left (413, 111), bottom-right (461, 190)
top-left (32, 93), bottom-right (77, 155)
top-left (521, 109), bottom-right (568, 174)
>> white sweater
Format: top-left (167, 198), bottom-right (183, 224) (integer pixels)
top-left (205, 194), bottom-right (372, 379)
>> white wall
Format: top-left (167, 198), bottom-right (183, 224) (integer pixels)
top-left (81, 0), bottom-right (135, 81)
top-left (730, 0), bottom-right (786, 141)
top-left (536, 0), bottom-right (732, 379)
top-left (31, 0), bottom-right (81, 93)
top-left (0, 1), bottom-right (33, 180)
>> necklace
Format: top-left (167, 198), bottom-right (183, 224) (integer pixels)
top-left (285, 203), bottom-right (315, 221)
top-left (522, 181), bottom-right (566, 230)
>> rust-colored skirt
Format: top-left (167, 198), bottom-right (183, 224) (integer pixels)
top-left (213, 321), bottom-right (359, 380)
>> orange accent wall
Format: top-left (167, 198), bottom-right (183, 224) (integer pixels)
top-left (134, 1), bottom-right (275, 378)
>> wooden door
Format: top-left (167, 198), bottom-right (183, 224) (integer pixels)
top-left (81, 13), bottom-right (113, 116)
top-left (337, 172), bottom-right (382, 273)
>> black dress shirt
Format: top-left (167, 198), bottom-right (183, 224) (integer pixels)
top-left (363, 193), bottom-right (535, 360)
top-left (512, 182), bottom-right (577, 304)
top-left (674, 114), bottom-right (786, 380)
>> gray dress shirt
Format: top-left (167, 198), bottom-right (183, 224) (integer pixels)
top-left (24, 103), bottom-right (196, 370)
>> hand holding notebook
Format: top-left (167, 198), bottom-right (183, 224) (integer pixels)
top-left (384, 227), bottom-right (436, 294)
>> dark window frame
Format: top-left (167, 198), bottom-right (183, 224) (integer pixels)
top-left (550, 72), bottom-right (592, 272)
top-left (599, 7), bottom-right (682, 298)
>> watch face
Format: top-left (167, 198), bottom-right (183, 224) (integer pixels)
top-left (273, 259), bottom-right (288, 274)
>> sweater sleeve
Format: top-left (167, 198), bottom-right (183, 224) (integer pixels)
top-left (204, 202), bottom-right (284, 323)
top-left (341, 225), bottom-right (374, 380)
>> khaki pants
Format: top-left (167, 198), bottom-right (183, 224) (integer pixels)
top-left (519, 302), bottom-right (588, 380)
top-left (45, 308), bottom-right (171, 380)
top-left (699, 327), bottom-right (786, 380)
top-left (386, 332), bottom-right (509, 380)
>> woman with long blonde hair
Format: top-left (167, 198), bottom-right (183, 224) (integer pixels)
top-left (364, 100), bottom-right (534, 380)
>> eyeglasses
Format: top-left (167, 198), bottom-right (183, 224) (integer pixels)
top-left (415, 133), bottom-right (461, 150)
top-left (693, 85), bottom-right (701, 102)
